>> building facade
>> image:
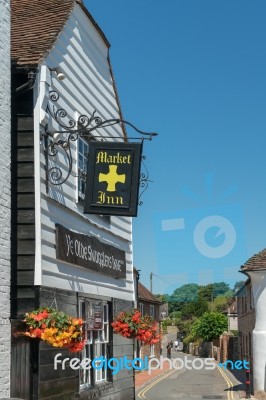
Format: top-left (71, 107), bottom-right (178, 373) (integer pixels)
top-left (0, 0), bottom-right (11, 397)
top-left (137, 282), bottom-right (162, 360)
top-left (227, 301), bottom-right (238, 332)
top-left (11, 1), bottom-right (136, 399)
top-left (236, 279), bottom-right (255, 366)
top-left (239, 249), bottom-right (266, 395)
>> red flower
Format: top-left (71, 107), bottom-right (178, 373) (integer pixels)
top-left (112, 309), bottom-right (161, 344)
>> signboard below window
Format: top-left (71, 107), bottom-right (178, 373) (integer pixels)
top-left (56, 224), bottom-right (126, 278)
top-left (84, 142), bottom-right (143, 216)
top-left (86, 301), bottom-right (103, 330)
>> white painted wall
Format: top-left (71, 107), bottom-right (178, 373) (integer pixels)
top-left (34, 3), bottom-right (134, 301)
top-left (249, 270), bottom-right (266, 392)
top-left (0, 0), bottom-right (11, 397)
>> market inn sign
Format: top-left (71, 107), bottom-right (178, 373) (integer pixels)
top-left (43, 87), bottom-right (157, 216)
top-left (56, 224), bottom-right (126, 279)
top-left (84, 142), bottom-right (142, 216)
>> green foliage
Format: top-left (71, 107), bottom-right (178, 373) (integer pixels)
top-left (168, 282), bottom-right (233, 314)
top-left (198, 282), bottom-right (232, 301)
top-left (161, 320), bottom-right (170, 333)
top-left (208, 296), bottom-right (232, 313)
top-left (183, 332), bottom-right (200, 346)
top-left (155, 294), bottom-right (170, 303)
top-left (181, 298), bottom-right (209, 319)
top-left (169, 311), bottom-right (182, 320)
top-left (191, 312), bottom-right (228, 342)
top-left (176, 317), bottom-right (196, 337)
top-left (171, 283), bottom-right (200, 303)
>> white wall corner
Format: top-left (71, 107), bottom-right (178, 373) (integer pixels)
top-left (39, 65), bottom-right (51, 127)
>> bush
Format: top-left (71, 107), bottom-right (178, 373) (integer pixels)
top-left (191, 312), bottom-right (228, 342)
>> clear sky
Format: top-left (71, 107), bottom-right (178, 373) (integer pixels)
top-left (85, 0), bottom-right (266, 294)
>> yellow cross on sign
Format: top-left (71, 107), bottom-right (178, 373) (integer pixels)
top-left (99, 165), bottom-right (126, 192)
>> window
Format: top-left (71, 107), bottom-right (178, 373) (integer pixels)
top-left (139, 303), bottom-right (144, 315)
top-left (150, 305), bottom-right (155, 318)
top-left (79, 299), bottom-right (110, 389)
top-left (78, 137), bottom-right (89, 201)
top-left (150, 344), bottom-right (155, 358)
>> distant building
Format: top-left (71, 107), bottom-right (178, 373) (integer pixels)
top-left (238, 249), bottom-right (266, 394)
top-left (159, 302), bottom-right (169, 321)
top-left (227, 300), bottom-right (238, 331)
top-left (236, 279), bottom-right (255, 366)
top-left (137, 281), bottom-right (162, 360)
top-left (134, 280), bottom-right (162, 359)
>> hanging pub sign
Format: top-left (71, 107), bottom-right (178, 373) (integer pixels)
top-left (84, 142), bottom-right (143, 216)
top-left (56, 224), bottom-right (126, 278)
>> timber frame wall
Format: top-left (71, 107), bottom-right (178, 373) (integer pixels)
top-left (11, 72), bottom-right (36, 319)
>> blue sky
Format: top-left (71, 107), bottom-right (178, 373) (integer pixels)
top-left (85, 0), bottom-right (266, 294)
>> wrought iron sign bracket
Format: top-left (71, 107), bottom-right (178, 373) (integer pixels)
top-left (42, 89), bottom-right (157, 206)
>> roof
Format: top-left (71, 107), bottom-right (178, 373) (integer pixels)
top-left (234, 278), bottom-right (251, 296)
top-left (11, 0), bottom-right (110, 67)
top-left (241, 248), bottom-right (266, 272)
top-left (138, 282), bottom-right (162, 304)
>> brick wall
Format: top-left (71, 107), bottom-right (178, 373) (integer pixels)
top-left (0, 0), bottom-right (11, 397)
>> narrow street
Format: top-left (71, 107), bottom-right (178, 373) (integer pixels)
top-left (136, 332), bottom-right (244, 400)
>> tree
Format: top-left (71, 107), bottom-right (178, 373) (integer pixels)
top-left (181, 298), bottom-right (209, 319)
top-left (208, 296), bottom-right (232, 313)
top-left (171, 283), bottom-right (200, 303)
top-left (169, 311), bottom-right (182, 320)
top-left (191, 312), bottom-right (228, 342)
top-left (198, 282), bottom-right (232, 301)
top-left (155, 294), bottom-right (170, 303)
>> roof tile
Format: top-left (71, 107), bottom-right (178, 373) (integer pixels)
top-left (138, 282), bottom-right (162, 303)
top-left (11, 0), bottom-right (75, 66)
top-left (11, 0), bottom-right (109, 67)
top-left (241, 248), bottom-right (266, 271)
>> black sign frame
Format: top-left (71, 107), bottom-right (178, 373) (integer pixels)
top-left (84, 142), bottom-right (143, 216)
top-left (56, 224), bottom-right (126, 279)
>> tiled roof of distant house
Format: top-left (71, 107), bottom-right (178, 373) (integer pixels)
top-left (138, 282), bottom-right (162, 304)
top-left (241, 248), bottom-right (266, 272)
top-left (11, 0), bottom-right (109, 67)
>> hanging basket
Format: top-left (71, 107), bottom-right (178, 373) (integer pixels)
top-left (23, 307), bottom-right (86, 352)
top-left (111, 309), bottom-right (161, 345)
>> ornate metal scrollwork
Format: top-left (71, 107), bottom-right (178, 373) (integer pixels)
top-left (138, 155), bottom-right (153, 206)
top-left (44, 89), bottom-right (157, 204)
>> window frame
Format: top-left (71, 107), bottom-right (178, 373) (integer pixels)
top-left (78, 299), bottom-right (111, 391)
top-left (77, 136), bottom-right (89, 203)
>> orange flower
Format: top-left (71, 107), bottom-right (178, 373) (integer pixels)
top-left (24, 308), bottom-right (85, 352)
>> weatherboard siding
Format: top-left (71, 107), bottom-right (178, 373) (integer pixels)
top-left (35, 3), bottom-right (134, 300)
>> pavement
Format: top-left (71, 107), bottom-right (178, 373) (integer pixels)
top-left (135, 362), bottom-right (171, 388)
top-left (135, 330), bottom-right (177, 390)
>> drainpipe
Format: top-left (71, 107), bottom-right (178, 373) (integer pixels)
top-left (14, 70), bottom-right (36, 96)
